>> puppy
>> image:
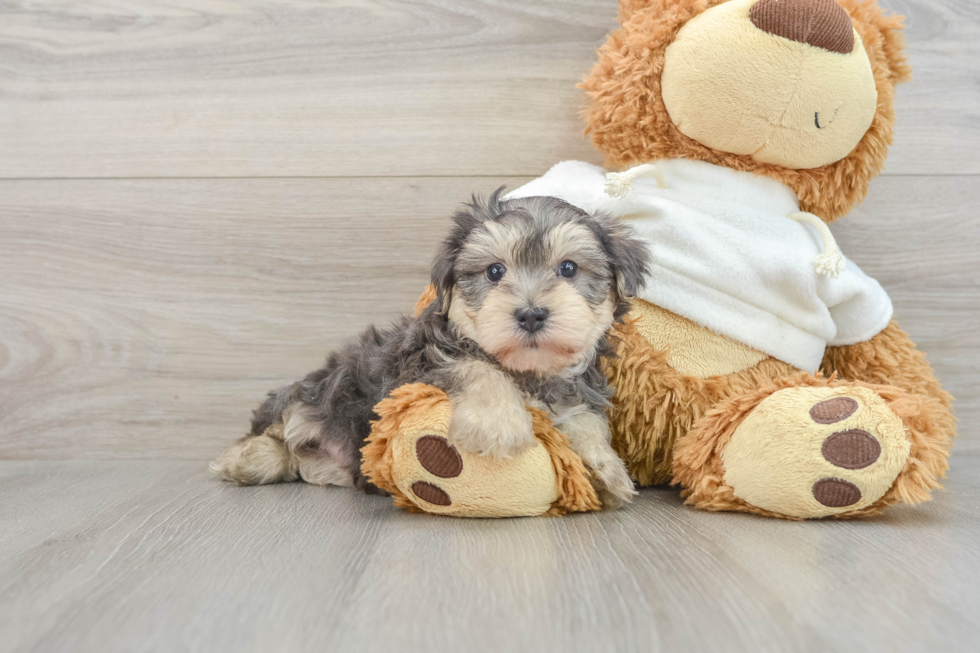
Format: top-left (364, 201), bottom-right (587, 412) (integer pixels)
top-left (211, 191), bottom-right (651, 507)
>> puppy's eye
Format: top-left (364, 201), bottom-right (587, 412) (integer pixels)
top-left (486, 263), bottom-right (506, 282)
top-left (558, 260), bottom-right (578, 279)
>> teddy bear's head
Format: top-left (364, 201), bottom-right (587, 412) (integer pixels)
top-left (582, 0), bottom-right (911, 221)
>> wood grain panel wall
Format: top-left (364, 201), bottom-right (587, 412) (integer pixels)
top-left (0, 0), bottom-right (977, 459)
top-left (0, 175), bottom-right (976, 459)
top-left (0, 0), bottom-right (978, 178)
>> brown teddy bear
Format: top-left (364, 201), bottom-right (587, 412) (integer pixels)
top-left (363, 0), bottom-right (955, 519)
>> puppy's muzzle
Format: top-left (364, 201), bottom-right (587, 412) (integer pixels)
top-left (514, 306), bottom-right (550, 335)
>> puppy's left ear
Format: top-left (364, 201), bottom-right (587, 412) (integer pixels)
top-left (594, 213), bottom-right (651, 315)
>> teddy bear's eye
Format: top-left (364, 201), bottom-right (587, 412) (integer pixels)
top-left (486, 263), bottom-right (506, 282)
top-left (558, 260), bottom-right (578, 279)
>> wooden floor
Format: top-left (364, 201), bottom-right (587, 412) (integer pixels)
top-left (2, 443), bottom-right (979, 652)
top-left (1, 0), bottom-right (979, 650)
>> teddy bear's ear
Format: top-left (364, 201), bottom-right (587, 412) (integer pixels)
top-left (876, 12), bottom-right (913, 85)
top-left (846, 0), bottom-right (912, 84)
top-left (618, 0), bottom-right (697, 23)
top-left (617, 0), bottom-right (651, 23)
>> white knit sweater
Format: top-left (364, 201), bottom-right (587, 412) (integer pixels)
top-left (506, 159), bottom-right (892, 372)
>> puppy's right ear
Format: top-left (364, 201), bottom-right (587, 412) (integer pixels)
top-left (431, 189), bottom-right (507, 314)
top-left (430, 247), bottom-right (455, 315)
top-left (430, 194), bottom-right (486, 314)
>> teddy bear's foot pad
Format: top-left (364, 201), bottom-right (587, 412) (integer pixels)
top-left (362, 384), bottom-right (601, 517)
top-left (392, 425), bottom-right (561, 517)
top-left (408, 436), bottom-right (462, 507)
top-left (809, 398), bottom-right (885, 508)
top-left (722, 386), bottom-right (910, 518)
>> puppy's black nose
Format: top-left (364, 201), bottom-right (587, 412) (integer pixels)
top-left (515, 307), bottom-right (550, 334)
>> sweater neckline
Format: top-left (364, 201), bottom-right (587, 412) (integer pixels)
top-left (639, 159), bottom-right (802, 216)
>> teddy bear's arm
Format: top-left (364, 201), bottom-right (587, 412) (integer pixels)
top-left (821, 319), bottom-right (955, 430)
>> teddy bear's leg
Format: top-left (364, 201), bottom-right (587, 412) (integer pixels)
top-left (821, 319), bottom-right (956, 440)
top-left (673, 374), bottom-right (951, 519)
top-left (361, 383), bottom-right (600, 517)
top-left (601, 307), bottom-right (792, 487)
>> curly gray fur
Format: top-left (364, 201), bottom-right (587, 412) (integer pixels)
top-left (227, 191), bottom-right (651, 494)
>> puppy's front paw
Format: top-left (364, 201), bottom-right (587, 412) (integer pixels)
top-left (587, 452), bottom-right (637, 510)
top-left (448, 401), bottom-right (535, 459)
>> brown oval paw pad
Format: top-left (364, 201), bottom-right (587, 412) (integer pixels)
top-left (822, 429), bottom-right (881, 469)
top-left (809, 397), bottom-right (859, 424)
top-left (411, 481), bottom-right (452, 506)
top-left (812, 478), bottom-right (861, 508)
top-left (416, 435), bottom-right (463, 478)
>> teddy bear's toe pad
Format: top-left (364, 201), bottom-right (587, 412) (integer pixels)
top-left (410, 480), bottom-right (453, 506)
top-left (809, 397), bottom-right (859, 423)
top-left (821, 429), bottom-right (881, 469)
top-left (811, 477), bottom-right (862, 508)
top-left (415, 435), bottom-right (463, 478)
top-left (722, 386), bottom-right (910, 518)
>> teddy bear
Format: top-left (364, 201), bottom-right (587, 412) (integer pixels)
top-left (361, 0), bottom-right (956, 519)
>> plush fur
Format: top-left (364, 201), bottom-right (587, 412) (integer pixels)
top-left (604, 314), bottom-right (954, 518)
top-left (573, 0), bottom-right (956, 519)
top-left (603, 310), bottom-right (802, 486)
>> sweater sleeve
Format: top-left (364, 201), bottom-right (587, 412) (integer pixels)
top-left (818, 258), bottom-right (894, 347)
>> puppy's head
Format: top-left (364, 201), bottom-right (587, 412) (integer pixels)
top-left (432, 190), bottom-right (650, 375)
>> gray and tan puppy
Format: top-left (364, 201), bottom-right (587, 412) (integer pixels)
top-left (211, 191), bottom-right (651, 506)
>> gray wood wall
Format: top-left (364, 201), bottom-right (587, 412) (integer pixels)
top-left (1, 0), bottom-right (977, 460)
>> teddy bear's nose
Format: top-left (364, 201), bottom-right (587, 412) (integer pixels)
top-left (749, 0), bottom-right (854, 54)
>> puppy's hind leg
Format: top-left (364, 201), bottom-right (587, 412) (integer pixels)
top-left (210, 382), bottom-right (301, 485)
top-left (282, 405), bottom-right (360, 489)
top-left (212, 385), bottom-right (331, 487)
top-left (212, 386), bottom-right (363, 489)
top-left (210, 424), bottom-right (299, 486)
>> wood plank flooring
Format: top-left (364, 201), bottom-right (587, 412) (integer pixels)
top-left (2, 442), bottom-right (979, 653)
